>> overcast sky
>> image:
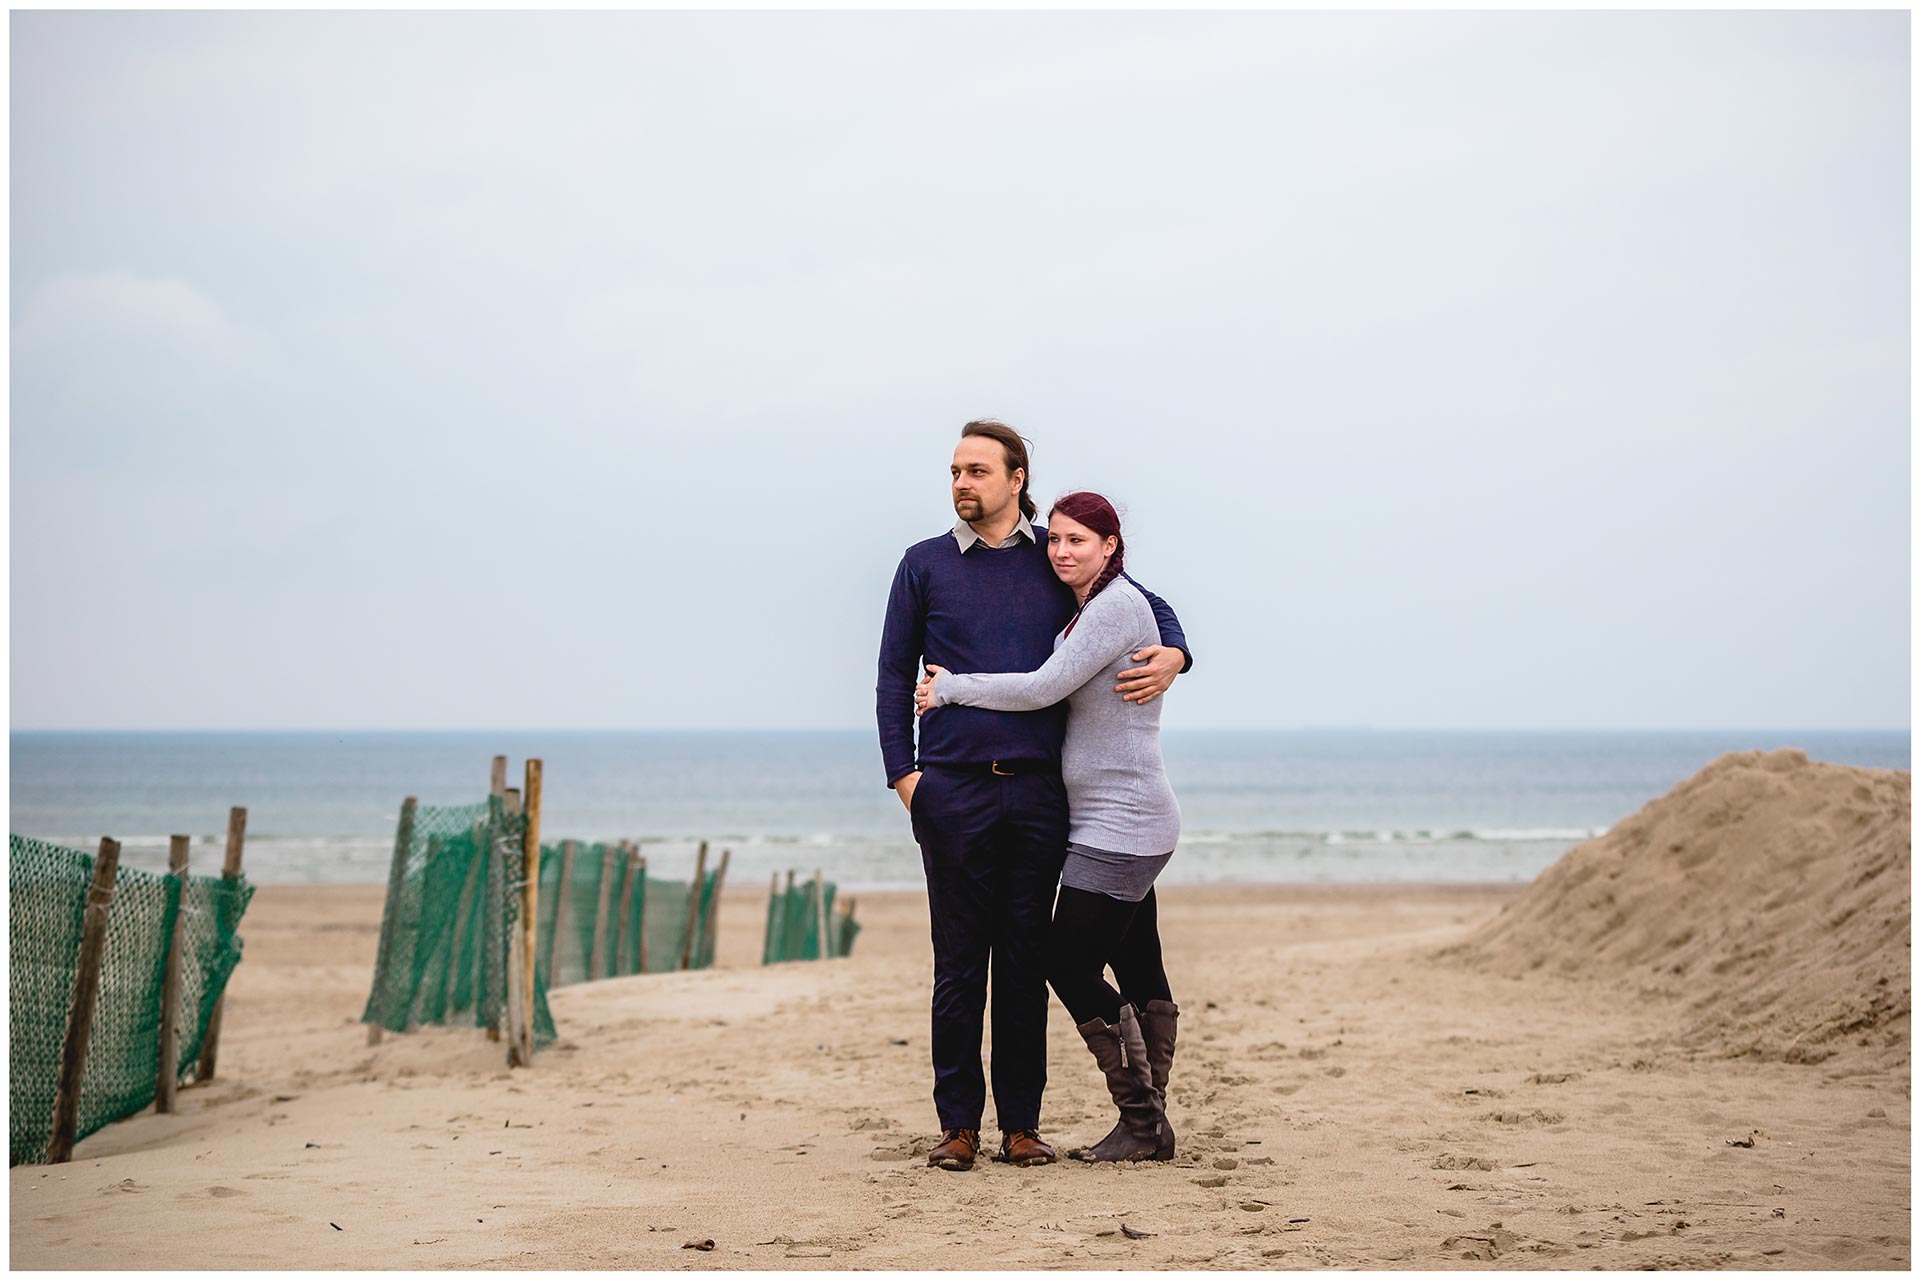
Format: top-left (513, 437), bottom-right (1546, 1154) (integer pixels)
top-left (10, 11), bottom-right (1909, 732)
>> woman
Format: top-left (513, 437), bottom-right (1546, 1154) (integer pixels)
top-left (915, 491), bottom-right (1180, 1163)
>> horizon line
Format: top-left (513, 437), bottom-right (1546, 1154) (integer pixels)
top-left (9, 725), bottom-right (1912, 736)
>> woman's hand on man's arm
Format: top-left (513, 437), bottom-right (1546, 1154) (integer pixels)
top-left (914, 665), bottom-right (947, 718)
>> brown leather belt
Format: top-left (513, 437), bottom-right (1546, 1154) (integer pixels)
top-left (930, 759), bottom-right (1059, 778)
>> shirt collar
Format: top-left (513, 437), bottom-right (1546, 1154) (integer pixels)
top-left (952, 511), bottom-right (1035, 553)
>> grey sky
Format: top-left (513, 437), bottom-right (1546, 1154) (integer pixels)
top-left (10, 11), bottom-right (1909, 731)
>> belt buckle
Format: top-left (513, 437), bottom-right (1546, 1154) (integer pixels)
top-left (990, 760), bottom-right (1014, 776)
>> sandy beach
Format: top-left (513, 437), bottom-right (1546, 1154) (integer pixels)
top-left (10, 754), bottom-right (1911, 1272)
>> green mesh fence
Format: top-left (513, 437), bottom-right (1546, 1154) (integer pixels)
top-left (359, 797), bottom-right (555, 1049)
top-left (536, 843), bottom-right (722, 987)
top-left (762, 876), bottom-right (860, 963)
top-left (10, 835), bottom-right (255, 1166)
top-left (363, 802), bottom-right (726, 1056)
top-left (641, 875), bottom-right (690, 973)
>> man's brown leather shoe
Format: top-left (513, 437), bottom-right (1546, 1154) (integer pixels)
top-left (1000, 1129), bottom-right (1056, 1167)
top-left (927, 1128), bottom-right (980, 1170)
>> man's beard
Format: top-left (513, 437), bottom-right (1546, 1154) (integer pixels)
top-left (953, 498), bottom-right (984, 519)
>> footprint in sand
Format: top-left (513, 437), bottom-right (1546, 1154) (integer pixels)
top-left (1481, 1109), bottom-right (1565, 1126)
top-left (1430, 1154), bottom-right (1496, 1171)
top-left (1440, 1223), bottom-right (1522, 1261)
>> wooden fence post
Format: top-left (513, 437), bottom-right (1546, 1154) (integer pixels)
top-left (49, 837), bottom-right (122, 1163)
top-left (155, 836), bottom-right (191, 1113)
top-left (588, 843), bottom-right (618, 980)
top-left (678, 842), bottom-right (708, 971)
top-left (194, 807), bottom-right (247, 1083)
top-left (367, 798), bottom-right (418, 1047)
top-left (517, 760), bottom-right (543, 1068)
top-left (547, 839), bottom-right (577, 987)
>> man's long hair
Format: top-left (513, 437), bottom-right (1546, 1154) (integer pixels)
top-left (960, 419), bottom-right (1038, 522)
top-left (1051, 491), bottom-right (1125, 635)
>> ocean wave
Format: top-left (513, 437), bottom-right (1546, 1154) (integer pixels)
top-left (1241, 828), bottom-right (1607, 845)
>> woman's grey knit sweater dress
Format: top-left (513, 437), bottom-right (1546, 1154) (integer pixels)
top-left (932, 576), bottom-right (1180, 900)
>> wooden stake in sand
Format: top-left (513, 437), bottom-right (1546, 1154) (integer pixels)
top-left (547, 839), bottom-right (577, 986)
top-left (589, 843), bottom-right (619, 981)
top-left (490, 755), bottom-right (508, 800)
top-left (195, 807), bottom-right (247, 1083)
top-left (155, 836), bottom-right (191, 1113)
top-left (679, 841), bottom-right (708, 971)
top-left (367, 798), bottom-right (419, 1047)
top-left (518, 759), bottom-right (543, 1068)
top-left (49, 837), bottom-right (122, 1164)
top-left (610, 843), bottom-right (639, 976)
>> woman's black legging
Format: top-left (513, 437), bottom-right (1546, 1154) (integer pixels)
top-left (1048, 884), bottom-right (1173, 1027)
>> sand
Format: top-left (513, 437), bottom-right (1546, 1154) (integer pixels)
top-left (1442, 749), bottom-right (1910, 1066)
top-left (10, 758), bottom-right (1911, 1269)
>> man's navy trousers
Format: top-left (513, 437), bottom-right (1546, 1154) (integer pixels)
top-left (909, 762), bottom-right (1068, 1134)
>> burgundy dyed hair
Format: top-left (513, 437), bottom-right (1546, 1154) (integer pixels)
top-left (1049, 491), bottom-right (1125, 634)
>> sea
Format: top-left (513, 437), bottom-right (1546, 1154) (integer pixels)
top-left (8, 730), bottom-right (1909, 891)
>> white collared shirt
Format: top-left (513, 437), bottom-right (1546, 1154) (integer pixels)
top-left (951, 511), bottom-right (1036, 553)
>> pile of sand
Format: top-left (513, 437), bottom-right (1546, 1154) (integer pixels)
top-left (1440, 749), bottom-right (1910, 1065)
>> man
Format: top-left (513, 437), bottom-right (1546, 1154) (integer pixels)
top-left (876, 419), bottom-right (1191, 1171)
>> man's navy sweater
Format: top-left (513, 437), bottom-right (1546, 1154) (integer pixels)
top-left (876, 525), bottom-right (1190, 786)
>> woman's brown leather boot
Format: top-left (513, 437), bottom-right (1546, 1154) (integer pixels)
top-left (1137, 999), bottom-right (1179, 1159)
top-left (1070, 1003), bottom-right (1170, 1162)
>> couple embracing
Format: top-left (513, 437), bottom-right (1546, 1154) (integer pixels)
top-left (876, 419), bottom-right (1190, 1171)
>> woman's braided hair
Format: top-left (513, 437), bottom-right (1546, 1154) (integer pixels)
top-left (1050, 491), bottom-right (1125, 637)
